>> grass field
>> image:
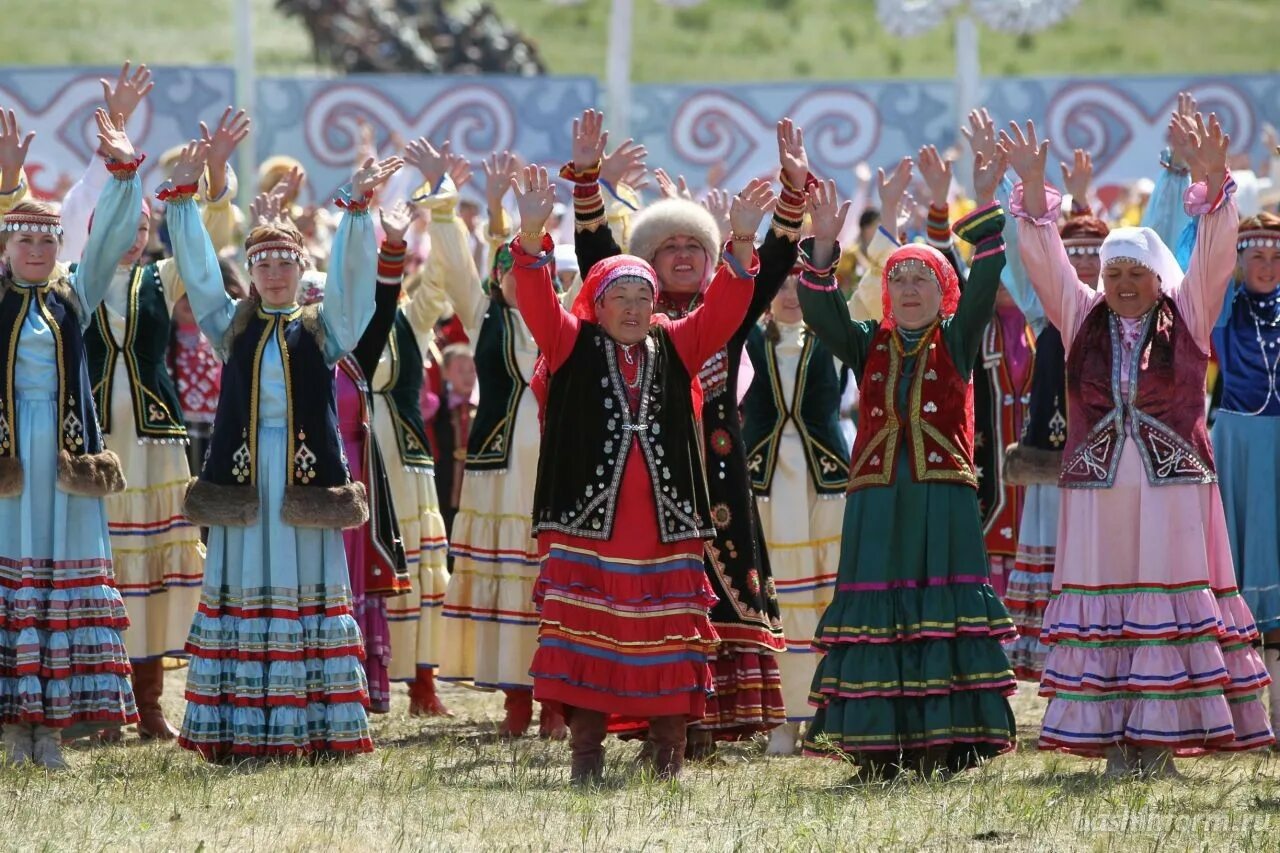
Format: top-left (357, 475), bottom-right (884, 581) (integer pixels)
top-left (3, 669), bottom-right (1280, 851)
top-left (3, 0), bottom-right (1279, 81)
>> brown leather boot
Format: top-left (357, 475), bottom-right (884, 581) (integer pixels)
top-left (538, 699), bottom-right (569, 741)
top-left (407, 668), bottom-right (455, 717)
top-left (648, 715), bottom-right (688, 780)
top-left (496, 688), bottom-right (534, 738)
top-left (134, 659), bottom-right (178, 741)
top-left (568, 707), bottom-right (607, 786)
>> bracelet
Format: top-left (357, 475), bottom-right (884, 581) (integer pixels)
top-left (519, 228), bottom-right (547, 243)
top-left (730, 231), bottom-right (756, 243)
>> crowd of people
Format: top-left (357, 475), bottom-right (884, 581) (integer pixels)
top-left (1, 61), bottom-right (1279, 786)
top-left (278, 0), bottom-right (546, 75)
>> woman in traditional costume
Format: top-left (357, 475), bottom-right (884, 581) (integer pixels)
top-left (173, 145), bottom-right (403, 760)
top-left (798, 153), bottom-right (1018, 781)
top-left (514, 165), bottom-right (772, 783)
top-left (1004, 114), bottom-right (1273, 777)
top-left (0, 109), bottom-right (143, 769)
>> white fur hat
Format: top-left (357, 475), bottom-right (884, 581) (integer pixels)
top-left (627, 198), bottom-right (721, 266)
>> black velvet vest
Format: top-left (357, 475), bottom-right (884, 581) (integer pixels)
top-left (0, 275), bottom-right (124, 497)
top-left (466, 296), bottom-right (526, 472)
top-left (376, 313), bottom-right (434, 471)
top-left (1021, 325), bottom-right (1068, 452)
top-left (742, 323), bottom-right (849, 496)
top-left (84, 262), bottom-right (188, 442)
top-left (533, 324), bottom-right (712, 544)
top-left (183, 301), bottom-right (366, 529)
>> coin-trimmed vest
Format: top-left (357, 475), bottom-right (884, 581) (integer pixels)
top-left (83, 261), bottom-right (188, 443)
top-left (533, 323), bottom-right (712, 544)
top-left (0, 274), bottom-right (124, 497)
top-left (183, 300), bottom-right (368, 528)
top-left (847, 321), bottom-right (977, 492)
top-left (743, 322), bottom-right (849, 497)
top-left (1060, 296), bottom-right (1216, 488)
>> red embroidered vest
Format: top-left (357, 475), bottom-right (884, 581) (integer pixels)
top-left (1060, 297), bottom-right (1216, 488)
top-left (848, 323), bottom-right (977, 492)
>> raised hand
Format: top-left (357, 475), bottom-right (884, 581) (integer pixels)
top-left (917, 144), bottom-right (953, 207)
top-left (169, 139), bottom-right (210, 188)
top-left (807, 179), bottom-right (851, 246)
top-left (701, 187), bottom-right (731, 232)
top-left (269, 164), bottom-right (305, 207)
top-left (654, 167), bottom-right (692, 201)
top-left (571, 108), bottom-right (608, 172)
top-left (1172, 111), bottom-right (1230, 192)
top-left (600, 138), bottom-right (647, 188)
top-left (446, 153), bottom-right (473, 191)
top-left (512, 164), bottom-right (556, 250)
top-left (972, 148), bottom-right (1009, 205)
top-left (777, 118), bottom-right (810, 188)
top-left (380, 201), bottom-right (415, 244)
top-left (99, 61), bottom-right (154, 126)
top-left (998, 120), bottom-right (1049, 218)
top-left (249, 191), bottom-right (285, 228)
top-left (0, 109), bottom-right (35, 183)
top-left (402, 137), bottom-right (449, 187)
top-left (200, 107), bottom-right (251, 168)
top-left (1059, 149), bottom-right (1092, 204)
top-left (876, 156), bottom-right (914, 235)
top-left (352, 155), bottom-right (405, 198)
top-left (728, 177), bottom-right (776, 238)
top-left (961, 108), bottom-right (997, 163)
top-left (95, 109), bottom-right (136, 163)
top-left (482, 151), bottom-right (519, 209)
top-left (997, 120), bottom-right (1048, 183)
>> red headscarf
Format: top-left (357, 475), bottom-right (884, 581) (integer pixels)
top-left (533, 253), bottom-right (703, 419)
top-left (880, 243), bottom-right (960, 329)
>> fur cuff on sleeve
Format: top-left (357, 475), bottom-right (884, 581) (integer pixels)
top-left (184, 479), bottom-right (260, 527)
top-left (282, 481), bottom-right (369, 529)
top-left (57, 449), bottom-right (126, 496)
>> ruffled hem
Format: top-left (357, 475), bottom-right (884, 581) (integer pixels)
top-left (803, 689), bottom-right (1017, 762)
top-left (1038, 692), bottom-right (1275, 756)
top-left (182, 653), bottom-right (371, 708)
top-left (0, 581), bottom-right (131, 632)
top-left (698, 646), bottom-right (785, 736)
top-left (185, 611), bottom-right (367, 662)
top-left (0, 672), bottom-right (139, 726)
top-left (1042, 587), bottom-right (1259, 646)
top-left (809, 635), bottom-right (1018, 700)
top-left (178, 701), bottom-right (374, 760)
top-left (813, 581), bottom-right (1014, 646)
top-left (1008, 634), bottom-right (1049, 682)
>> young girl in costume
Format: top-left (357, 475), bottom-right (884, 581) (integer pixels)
top-left (171, 143), bottom-right (403, 760)
top-left (798, 151), bottom-right (1018, 781)
top-left (1004, 114), bottom-right (1273, 776)
top-left (514, 165), bottom-right (773, 783)
top-left (0, 109), bottom-right (144, 769)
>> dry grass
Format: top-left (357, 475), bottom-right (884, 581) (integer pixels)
top-left (4, 670), bottom-right (1280, 851)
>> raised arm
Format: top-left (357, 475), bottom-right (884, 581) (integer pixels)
top-left (950, 204), bottom-right (1008, 366)
top-left (352, 205), bottom-right (416, 378)
top-left (1169, 111), bottom-right (1237, 348)
top-left (406, 138), bottom-right (488, 341)
top-left (200, 106), bottom-right (251, 253)
top-left (744, 118), bottom-right (810, 334)
top-left (512, 166), bottom-right (579, 372)
top-left (318, 156), bottom-right (403, 364)
top-left (165, 157), bottom-right (235, 354)
top-left (72, 110), bottom-right (145, 322)
top-left (796, 180), bottom-right (874, 374)
top-left (1001, 120), bottom-right (1097, 344)
top-left (563, 109), bottom-right (624, 277)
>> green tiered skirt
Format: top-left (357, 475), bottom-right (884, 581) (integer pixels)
top-left (803, 456), bottom-right (1017, 771)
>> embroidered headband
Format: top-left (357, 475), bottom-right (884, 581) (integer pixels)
top-left (3, 210), bottom-right (63, 237)
top-left (885, 257), bottom-right (939, 286)
top-left (1063, 237), bottom-right (1103, 256)
top-left (247, 239), bottom-right (304, 267)
top-left (1237, 229), bottom-right (1280, 251)
top-left (593, 263), bottom-right (658, 303)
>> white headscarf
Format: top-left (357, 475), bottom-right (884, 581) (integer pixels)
top-left (1098, 226), bottom-right (1184, 293)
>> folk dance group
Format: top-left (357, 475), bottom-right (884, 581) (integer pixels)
top-left (2, 66), bottom-right (1279, 785)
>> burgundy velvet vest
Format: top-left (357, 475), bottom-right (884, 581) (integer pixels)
top-left (1060, 296), bottom-right (1215, 488)
top-left (848, 323), bottom-right (977, 492)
